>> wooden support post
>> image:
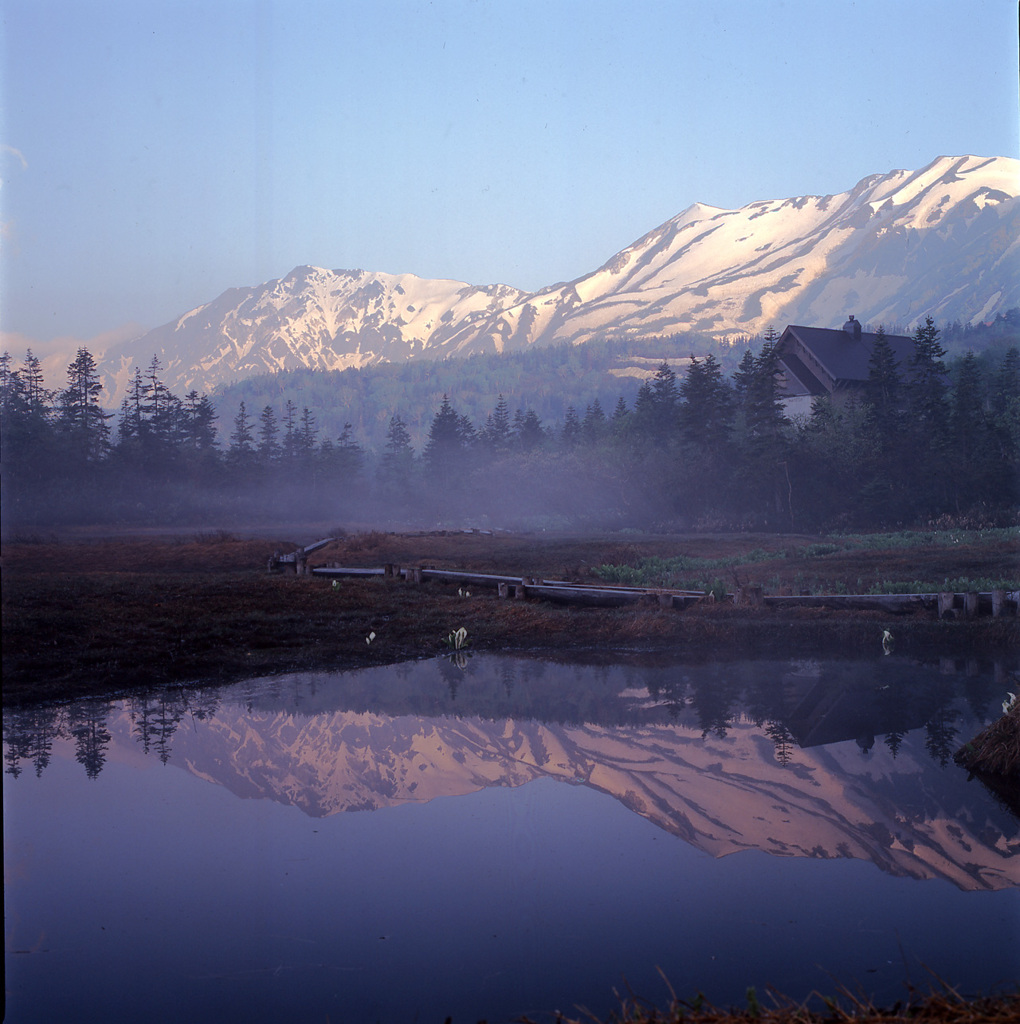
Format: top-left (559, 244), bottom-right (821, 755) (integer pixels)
top-left (515, 579), bottom-right (528, 600)
top-left (938, 592), bottom-right (955, 619)
top-left (657, 592), bottom-right (674, 609)
top-left (991, 590), bottom-right (1005, 617)
top-left (497, 582), bottom-right (509, 599)
top-left (737, 585), bottom-right (763, 607)
top-left (408, 566), bottom-right (422, 584)
top-left (383, 563), bottom-right (394, 577)
top-left (964, 592), bottom-right (979, 619)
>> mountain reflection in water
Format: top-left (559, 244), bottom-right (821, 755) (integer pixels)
top-left (6, 654), bottom-right (1019, 892)
top-left (5, 654), bottom-right (1020, 1024)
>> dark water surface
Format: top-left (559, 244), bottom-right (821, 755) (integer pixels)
top-left (4, 653), bottom-right (1019, 1023)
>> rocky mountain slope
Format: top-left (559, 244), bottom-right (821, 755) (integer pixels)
top-left (99, 154), bottom-right (1019, 403)
top-left (101, 690), bottom-right (1015, 893)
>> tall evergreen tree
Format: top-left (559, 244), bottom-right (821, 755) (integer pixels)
top-left (380, 413), bottom-right (415, 491)
top-left (515, 408), bottom-right (546, 451)
top-left (228, 401), bottom-right (255, 462)
top-left (733, 342), bottom-right (791, 522)
top-left (424, 395), bottom-right (465, 483)
top-left (906, 315), bottom-right (951, 510)
top-left (581, 398), bottom-right (607, 444)
top-left (948, 351), bottom-right (994, 510)
top-left (561, 406), bottom-right (581, 448)
top-left (298, 406), bottom-right (319, 456)
top-left (257, 404), bottom-right (281, 462)
top-left (678, 353), bottom-right (732, 450)
top-left (19, 349), bottom-right (52, 417)
top-left (863, 326), bottom-right (903, 436)
top-left (182, 391), bottom-right (218, 451)
top-left (281, 399), bottom-right (299, 461)
top-left (481, 394), bottom-right (512, 454)
top-left (909, 315), bottom-right (950, 429)
top-left (58, 347), bottom-right (111, 462)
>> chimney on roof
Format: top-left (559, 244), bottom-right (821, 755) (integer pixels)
top-left (843, 314), bottom-right (862, 341)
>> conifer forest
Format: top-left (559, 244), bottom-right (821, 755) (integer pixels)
top-left (2, 315), bottom-right (1018, 534)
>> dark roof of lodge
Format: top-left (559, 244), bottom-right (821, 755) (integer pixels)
top-left (776, 350), bottom-right (829, 396)
top-left (777, 324), bottom-right (915, 389)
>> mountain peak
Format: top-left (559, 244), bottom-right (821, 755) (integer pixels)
top-left (99, 155), bottom-right (1019, 403)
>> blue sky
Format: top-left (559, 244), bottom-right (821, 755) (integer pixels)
top-left (1, 0), bottom-right (1017, 351)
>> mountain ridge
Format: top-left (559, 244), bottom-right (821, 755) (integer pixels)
top-left (98, 154), bottom-right (1019, 404)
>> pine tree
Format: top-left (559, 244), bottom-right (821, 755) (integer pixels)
top-left (678, 353), bottom-right (732, 450)
top-left (182, 391), bottom-right (218, 451)
top-left (581, 398), bottom-right (607, 444)
top-left (298, 406), bottom-right (319, 456)
top-left (335, 422), bottom-right (364, 479)
top-left (19, 349), bottom-right (52, 417)
top-left (516, 408), bottom-right (546, 451)
top-left (228, 401), bottom-right (255, 461)
top-left (58, 347), bottom-right (111, 462)
top-left (142, 355), bottom-right (175, 447)
top-left (561, 406), bottom-right (581, 448)
top-left (257, 405), bottom-right (280, 462)
top-left (906, 315), bottom-right (951, 511)
top-left (424, 395), bottom-right (464, 481)
top-left (732, 342), bottom-right (791, 522)
top-left (281, 399), bottom-right (299, 461)
top-left (380, 413), bottom-right (415, 491)
top-left (118, 367), bottom-right (147, 446)
top-left (481, 394), bottom-right (512, 454)
top-left (948, 351), bottom-right (993, 510)
top-left (909, 315), bottom-right (949, 429)
top-left (863, 326), bottom-right (903, 438)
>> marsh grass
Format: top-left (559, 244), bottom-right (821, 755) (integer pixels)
top-left (593, 530), bottom-right (1019, 594)
top-left (536, 976), bottom-right (1020, 1024)
top-left (4, 530), bottom-right (1017, 707)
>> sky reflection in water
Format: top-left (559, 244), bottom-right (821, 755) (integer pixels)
top-left (4, 654), bottom-right (1019, 1024)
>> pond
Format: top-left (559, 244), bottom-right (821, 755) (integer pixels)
top-left (4, 653), bottom-right (1019, 1023)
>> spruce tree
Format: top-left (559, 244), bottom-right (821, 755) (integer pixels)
top-left (58, 347), bottom-right (111, 462)
top-left (228, 401), bottom-right (255, 462)
top-left (380, 414), bottom-right (415, 490)
top-left (909, 315), bottom-right (949, 429)
top-left (863, 325), bottom-right (903, 438)
top-left (424, 395), bottom-right (464, 480)
top-left (561, 406), bottom-right (581, 448)
top-left (678, 353), bottom-right (732, 450)
top-left (257, 405), bottom-right (281, 462)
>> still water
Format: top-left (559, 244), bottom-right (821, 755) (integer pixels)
top-left (4, 653), bottom-right (1019, 1023)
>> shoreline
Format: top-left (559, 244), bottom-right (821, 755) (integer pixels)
top-left (3, 530), bottom-right (1017, 708)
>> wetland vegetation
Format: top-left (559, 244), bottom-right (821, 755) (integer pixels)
top-left (3, 526), bottom-right (1016, 708)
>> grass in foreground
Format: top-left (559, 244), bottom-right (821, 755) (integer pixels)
top-left (534, 979), bottom-right (1020, 1023)
top-left (3, 529), bottom-right (1018, 707)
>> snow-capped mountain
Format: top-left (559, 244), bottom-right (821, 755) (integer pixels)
top-left (99, 154), bottom-right (1019, 402)
top-left (95, 682), bottom-right (1015, 892)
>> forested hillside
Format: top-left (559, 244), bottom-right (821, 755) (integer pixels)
top-left (2, 314), bottom-right (1018, 534)
top-left (211, 333), bottom-right (729, 452)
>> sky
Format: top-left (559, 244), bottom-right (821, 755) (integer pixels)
top-left (1, 0), bottom-right (1017, 355)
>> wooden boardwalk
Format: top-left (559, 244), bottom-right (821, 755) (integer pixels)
top-left (309, 562), bottom-right (1019, 618)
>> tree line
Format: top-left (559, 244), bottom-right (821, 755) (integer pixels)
top-left (2, 316), bottom-right (1017, 531)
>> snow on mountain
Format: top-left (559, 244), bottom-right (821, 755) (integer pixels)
top-left (99, 267), bottom-right (528, 405)
top-left (98, 154), bottom-right (1019, 403)
top-left (99, 692), bottom-right (1017, 892)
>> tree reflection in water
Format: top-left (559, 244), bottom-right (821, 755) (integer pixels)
top-left (4, 654), bottom-right (1012, 782)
